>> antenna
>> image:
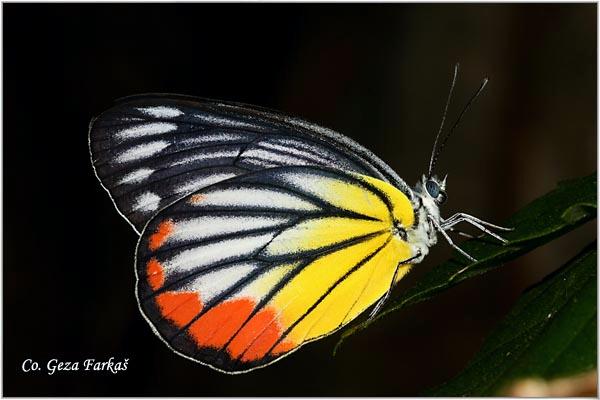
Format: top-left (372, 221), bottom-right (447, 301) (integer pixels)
top-left (428, 75), bottom-right (489, 176)
top-left (428, 63), bottom-right (459, 177)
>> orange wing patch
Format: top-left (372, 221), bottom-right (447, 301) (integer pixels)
top-left (148, 219), bottom-right (174, 251)
top-left (188, 298), bottom-right (255, 349)
top-left (146, 258), bottom-right (165, 290)
top-left (271, 339), bottom-right (296, 356)
top-left (155, 292), bottom-right (203, 327)
top-left (182, 298), bottom-right (289, 363)
top-left (227, 305), bottom-right (282, 362)
top-left (188, 193), bottom-right (206, 204)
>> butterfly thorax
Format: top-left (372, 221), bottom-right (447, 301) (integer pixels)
top-left (406, 174), bottom-right (447, 263)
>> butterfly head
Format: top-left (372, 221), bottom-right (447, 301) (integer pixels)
top-left (421, 174), bottom-right (447, 206)
top-left (412, 174), bottom-right (446, 231)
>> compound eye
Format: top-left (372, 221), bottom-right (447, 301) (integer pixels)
top-left (437, 191), bottom-right (447, 204)
top-left (425, 180), bottom-right (439, 198)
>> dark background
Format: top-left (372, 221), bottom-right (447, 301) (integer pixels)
top-left (4, 3), bottom-right (596, 396)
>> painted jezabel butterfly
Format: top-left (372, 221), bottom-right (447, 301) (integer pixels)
top-left (89, 65), bottom-right (510, 374)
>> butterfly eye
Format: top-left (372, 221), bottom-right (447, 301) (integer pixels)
top-left (437, 190), bottom-right (447, 204)
top-left (425, 180), bottom-right (439, 198)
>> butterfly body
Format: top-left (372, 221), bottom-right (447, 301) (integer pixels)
top-left (90, 84), bottom-right (508, 373)
top-left (409, 175), bottom-right (448, 260)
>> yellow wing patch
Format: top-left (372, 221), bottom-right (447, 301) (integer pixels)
top-left (268, 232), bottom-right (390, 332)
top-left (357, 173), bottom-right (415, 228)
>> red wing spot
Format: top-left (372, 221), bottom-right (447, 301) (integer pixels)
top-left (188, 298), bottom-right (255, 349)
top-left (189, 194), bottom-right (206, 204)
top-left (146, 258), bottom-right (165, 290)
top-left (148, 219), bottom-right (174, 251)
top-left (226, 306), bottom-right (284, 362)
top-left (155, 292), bottom-right (203, 327)
top-left (271, 339), bottom-right (296, 356)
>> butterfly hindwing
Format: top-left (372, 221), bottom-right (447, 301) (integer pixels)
top-left (89, 94), bottom-right (409, 233)
top-left (136, 166), bottom-right (416, 373)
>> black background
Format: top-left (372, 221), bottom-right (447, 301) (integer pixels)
top-left (4, 3), bottom-right (596, 396)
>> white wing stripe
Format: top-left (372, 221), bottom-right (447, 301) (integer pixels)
top-left (179, 133), bottom-right (253, 146)
top-left (164, 232), bottom-right (276, 274)
top-left (136, 106), bottom-right (183, 118)
top-left (196, 188), bottom-right (321, 212)
top-left (169, 215), bottom-right (294, 244)
top-left (181, 261), bottom-right (261, 303)
top-left (115, 141), bottom-right (170, 163)
top-left (116, 122), bottom-right (177, 139)
top-left (171, 149), bottom-right (241, 167)
top-left (193, 114), bottom-right (265, 130)
top-left (117, 168), bottom-right (155, 185)
top-left (243, 148), bottom-right (312, 166)
top-left (133, 191), bottom-right (161, 212)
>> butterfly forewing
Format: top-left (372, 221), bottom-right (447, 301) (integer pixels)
top-left (136, 166), bottom-right (415, 373)
top-left (89, 94), bottom-right (409, 232)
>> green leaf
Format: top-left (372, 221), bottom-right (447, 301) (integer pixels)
top-left (426, 241), bottom-right (597, 396)
top-left (333, 173), bottom-right (596, 355)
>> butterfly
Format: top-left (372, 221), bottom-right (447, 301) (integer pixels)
top-left (89, 65), bottom-right (510, 374)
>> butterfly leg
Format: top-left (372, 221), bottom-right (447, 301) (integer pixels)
top-left (430, 216), bottom-right (478, 262)
top-left (441, 217), bottom-right (508, 244)
top-left (447, 227), bottom-right (477, 239)
top-left (443, 212), bottom-right (513, 231)
top-left (368, 252), bottom-right (422, 320)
